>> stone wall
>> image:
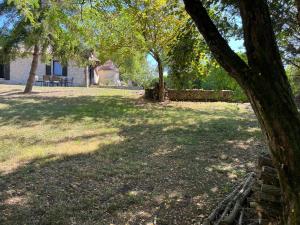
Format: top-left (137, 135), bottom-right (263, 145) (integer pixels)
top-left (145, 88), bottom-right (234, 102)
top-left (168, 89), bottom-right (234, 101)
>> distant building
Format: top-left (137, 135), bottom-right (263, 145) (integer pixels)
top-left (0, 55), bottom-right (121, 87)
top-left (94, 60), bottom-right (121, 86)
top-left (0, 57), bottom-right (85, 86)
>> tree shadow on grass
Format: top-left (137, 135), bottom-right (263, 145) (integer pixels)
top-left (0, 106), bottom-right (265, 225)
top-left (0, 94), bottom-right (247, 128)
top-left (0, 91), bottom-right (265, 224)
top-left (0, 95), bottom-right (141, 126)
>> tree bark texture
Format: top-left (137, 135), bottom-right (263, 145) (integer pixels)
top-left (296, 0), bottom-right (300, 25)
top-left (183, 0), bottom-right (300, 224)
top-left (24, 45), bottom-right (40, 94)
top-left (154, 53), bottom-right (165, 102)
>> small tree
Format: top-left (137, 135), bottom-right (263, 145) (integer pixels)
top-left (1, 0), bottom-right (50, 93)
top-left (1, 0), bottom-right (87, 93)
top-left (118, 0), bottom-right (186, 101)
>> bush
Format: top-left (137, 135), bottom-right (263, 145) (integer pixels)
top-left (201, 67), bottom-right (247, 102)
top-left (149, 76), bottom-right (172, 88)
top-left (286, 66), bottom-right (300, 96)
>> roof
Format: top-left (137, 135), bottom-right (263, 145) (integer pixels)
top-left (98, 60), bottom-right (118, 71)
top-left (88, 54), bottom-right (100, 62)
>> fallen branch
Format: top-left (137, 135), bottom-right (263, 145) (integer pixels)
top-left (220, 173), bottom-right (255, 224)
top-left (238, 208), bottom-right (244, 225)
top-left (203, 172), bottom-right (256, 225)
top-left (203, 181), bottom-right (245, 225)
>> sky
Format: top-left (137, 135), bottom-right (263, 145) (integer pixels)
top-left (0, 16), bottom-right (4, 26)
top-left (229, 39), bottom-right (244, 52)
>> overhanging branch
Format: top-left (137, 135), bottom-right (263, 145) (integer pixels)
top-left (183, 0), bottom-right (250, 83)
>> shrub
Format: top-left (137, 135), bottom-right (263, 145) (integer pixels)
top-left (201, 67), bottom-right (247, 102)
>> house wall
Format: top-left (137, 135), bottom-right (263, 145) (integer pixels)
top-left (68, 61), bottom-right (85, 86)
top-left (10, 57), bottom-right (46, 84)
top-left (7, 56), bottom-right (85, 86)
top-left (98, 70), bottom-right (120, 86)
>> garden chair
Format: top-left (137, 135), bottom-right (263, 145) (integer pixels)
top-left (35, 76), bottom-right (43, 86)
top-left (65, 77), bottom-right (74, 87)
top-left (43, 75), bottom-right (51, 86)
top-left (52, 76), bottom-right (62, 86)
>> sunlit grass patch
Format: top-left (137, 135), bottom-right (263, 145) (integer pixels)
top-left (0, 85), bottom-right (264, 225)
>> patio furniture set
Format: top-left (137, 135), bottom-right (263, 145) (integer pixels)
top-left (35, 75), bottom-right (74, 87)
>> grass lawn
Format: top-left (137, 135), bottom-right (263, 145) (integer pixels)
top-left (0, 84), bottom-right (266, 225)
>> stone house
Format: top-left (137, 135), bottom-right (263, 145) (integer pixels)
top-left (94, 60), bottom-right (121, 86)
top-left (0, 56), bottom-right (121, 86)
top-left (0, 56), bottom-right (86, 86)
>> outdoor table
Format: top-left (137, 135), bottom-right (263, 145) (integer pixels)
top-left (35, 80), bottom-right (44, 86)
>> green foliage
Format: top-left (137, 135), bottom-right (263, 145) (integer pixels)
top-left (201, 66), bottom-right (247, 102)
top-left (150, 75), bottom-right (172, 88)
top-left (7, 0), bottom-right (39, 24)
top-left (129, 0), bottom-right (186, 55)
top-left (3, 0), bottom-right (170, 87)
top-left (286, 65), bottom-right (300, 95)
top-left (167, 17), bottom-right (247, 102)
top-left (201, 0), bottom-right (300, 67)
top-left (77, 0), bottom-right (187, 88)
top-left (109, 0), bottom-right (188, 86)
top-left (118, 52), bottom-right (154, 87)
top-left (1, 0), bottom-right (92, 65)
top-left (166, 12), bottom-right (249, 101)
top-left (167, 20), bottom-right (212, 90)
top-left (268, 0), bottom-right (299, 67)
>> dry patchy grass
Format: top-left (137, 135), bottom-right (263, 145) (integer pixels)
top-left (0, 84), bottom-right (266, 225)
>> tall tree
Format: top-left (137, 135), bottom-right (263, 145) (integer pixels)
top-left (0, 0), bottom-right (87, 93)
top-left (183, 0), bottom-right (300, 224)
top-left (119, 0), bottom-right (186, 101)
top-left (0, 0), bottom-right (48, 93)
top-left (72, 0), bottom-right (186, 97)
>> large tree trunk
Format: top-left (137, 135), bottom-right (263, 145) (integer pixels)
top-left (24, 45), bottom-right (40, 94)
top-left (183, 0), bottom-right (300, 224)
top-left (239, 1), bottom-right (300, 223)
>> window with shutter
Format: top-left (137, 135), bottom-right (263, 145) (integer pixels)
top-left (0, 64), bottom-right (4, 79)
top-left (62, 65), bottom-right (68, 76)
top-left (4, 63), bottom-right (10, 80)
top-left (46, 64), bottom-right (51, 75)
